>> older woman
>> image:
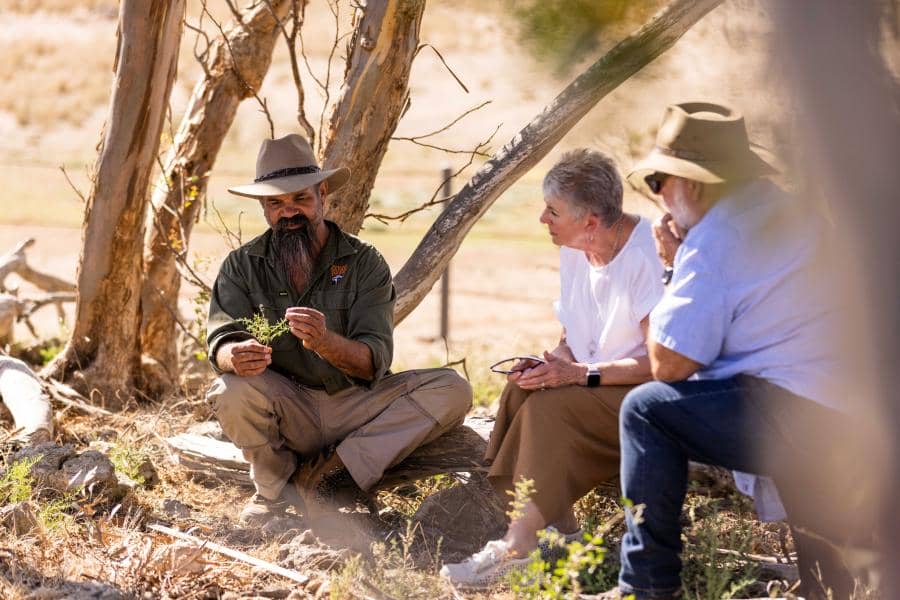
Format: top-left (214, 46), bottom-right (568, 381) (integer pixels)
top-left (441, 149), bottom-right (664, 588)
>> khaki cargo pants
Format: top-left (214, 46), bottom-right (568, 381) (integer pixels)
top-left (208, 368), bottom-right (472, 499)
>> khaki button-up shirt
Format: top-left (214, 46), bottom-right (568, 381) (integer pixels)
top-left (206, 221), bottom-right (395, 394)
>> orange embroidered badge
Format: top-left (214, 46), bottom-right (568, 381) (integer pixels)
top-left (330, 264), bottom-right (348, 284)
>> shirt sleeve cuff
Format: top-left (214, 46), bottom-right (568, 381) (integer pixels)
top-left (356, 336), bottom-right (391, 387)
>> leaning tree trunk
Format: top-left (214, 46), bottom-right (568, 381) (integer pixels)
top-left (43, 1), bottom-right (185, 408)
top-left (139, 0), bottom-right (296, 394)
top-left (322, 0), bottom-right (426, 234)
top-left (392, 0), bottom-right (722, 323)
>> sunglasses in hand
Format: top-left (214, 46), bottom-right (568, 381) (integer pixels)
top-left (489, 355), bottom-right (547, 374)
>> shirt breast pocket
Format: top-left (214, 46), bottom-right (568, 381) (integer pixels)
top-left (309, 290), bottom-right (354, 335)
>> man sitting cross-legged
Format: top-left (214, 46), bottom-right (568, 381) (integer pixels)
top-left (205, 134), bottom-right (472, 527)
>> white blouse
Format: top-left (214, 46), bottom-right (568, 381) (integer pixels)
top-left (555, 217), bottom-right (664, 364)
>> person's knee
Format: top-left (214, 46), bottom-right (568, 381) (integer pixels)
top-left (439, 369), bottom-right (472, 420)
top-left (518, 391), bottom-right (557, 423)
top-left (411, 368), bottom-right (472, 426)
top-left (620, 381), bottom-right (673, 432)
top-left (207, 373), bottom-right (269, 427)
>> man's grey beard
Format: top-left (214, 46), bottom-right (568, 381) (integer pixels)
top-left (272, 215), bottom-right (319, 292)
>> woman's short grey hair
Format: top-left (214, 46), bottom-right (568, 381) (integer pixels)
top-left (542, 149), bottom-right (623, 227)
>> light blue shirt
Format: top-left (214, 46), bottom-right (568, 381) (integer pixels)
top-left (650, 179), bottom-right (842, 411)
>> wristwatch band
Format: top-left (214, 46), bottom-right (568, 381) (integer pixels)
top-left (586, 367), bottom-right (602, 387)
top-left (662, 267), bottom-right (674, 285)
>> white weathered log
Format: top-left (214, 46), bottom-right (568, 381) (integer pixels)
top-left (0, 238), bottom-right (76, 294)
top-left (0, 239), bottom-right (76, 346)
top-left (43, 0), bottom-right (186, 406)
top-left (323, 0), bottom-right (426, 234)
top-left (0, 357), bottom-right (53, 438)
top-left (392, 0), bottom-right (723, 323)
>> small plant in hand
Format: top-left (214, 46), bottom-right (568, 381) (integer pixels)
top-left (239, 305), bottom-right (291, 346)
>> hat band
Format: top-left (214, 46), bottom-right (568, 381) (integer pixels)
top-left (254, 165), bottom-right (320, 183)
top-left (655, 146), bottom-right (707, 161)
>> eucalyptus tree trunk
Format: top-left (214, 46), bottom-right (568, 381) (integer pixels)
top-left (392, 0), bottom-right (722, 323)
top-left (139, 0), bottom-right (296, 393)
top-left (322, 0), bottom-right (426, 234)
top-left (42, 1), bottom-right (185, 408)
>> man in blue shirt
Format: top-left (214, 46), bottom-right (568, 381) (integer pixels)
top-left (604, 102), bottom-right (875, 600)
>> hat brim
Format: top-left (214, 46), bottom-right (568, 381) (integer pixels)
top-left (227, 166), bottom-right (350, 199)
top-left (626, 148), bottom-right (777, 190)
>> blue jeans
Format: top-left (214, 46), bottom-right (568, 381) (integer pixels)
top-left (617, 376), bottom-right (868, 599)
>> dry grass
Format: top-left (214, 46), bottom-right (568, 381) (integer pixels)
top-left (0, 34), bottom-right (113, 127)
top-left (2, 344), bottom-right (873, 599)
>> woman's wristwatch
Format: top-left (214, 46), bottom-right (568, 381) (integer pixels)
top-left (586, 366), bottom-right (602, 387)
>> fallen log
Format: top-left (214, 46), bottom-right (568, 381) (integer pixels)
top-left (165, 416), bottom-right (730, 497)
top-left (0, 356), bottom-right (53, 440)
top-left (0, 239), bottom-right (76, 345)
top-left (165, 416), bottom-right (495, 491)
top-left (0, 238), bottom-right (76, 294)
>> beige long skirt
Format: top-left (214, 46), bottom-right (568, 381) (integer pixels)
top-left (484, 381), bottom-right (633, 525)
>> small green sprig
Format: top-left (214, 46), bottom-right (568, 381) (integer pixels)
top-left (239, 305), bottom-right (291, 346)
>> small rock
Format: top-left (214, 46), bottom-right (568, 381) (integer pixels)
top-left (0, 501), bottom-right (40, 535)
top-left (10, 442), bottom-right (77, 481)
top-left (134, 456), bottom-right (159, 487)
top-left (55, 449), bottom-right (119, 496)
top-left (168, 540), bottom-right (206, 574)
top-left (161, 498), bottom-right (192, 519)
top-left (96, 429), bottom-right (118, 442)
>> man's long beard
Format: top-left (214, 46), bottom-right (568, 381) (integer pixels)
top-left (272, 215), bottom-right (320, 293)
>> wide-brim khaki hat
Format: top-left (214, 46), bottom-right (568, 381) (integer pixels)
top-left (227, 133), bottom-right (350, 199)
top-left (627, 101), bottom-right (777, 188)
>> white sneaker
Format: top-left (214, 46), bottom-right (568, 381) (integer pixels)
top-left (439, 540), bottom-right (531, 589)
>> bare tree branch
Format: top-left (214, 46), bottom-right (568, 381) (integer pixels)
top-left (392, 100), bottom-right (491, 142)
top-left (365, 124), bottom-right (500, 225)
top-left (416, 43), bottom-right (470, 93)
top-left (263, 0), bottom-right (316, 144)
top-left (392, 0), bottom-right (724, 323)
top-left (202, 0), bottom-right (276, 138)
top-left (318, 0), bottom-right (344, 148)
top-left (58, 165), bottom-right (87, 203)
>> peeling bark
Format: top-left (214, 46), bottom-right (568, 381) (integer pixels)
top-left (139, 1), bottom-right (294, 393)
top-left (392, 0), bottom-right (722, 323)
top-left (322, 0), bottom-right (426, 233)
top-left (42, 0), bottom-right (186, 407)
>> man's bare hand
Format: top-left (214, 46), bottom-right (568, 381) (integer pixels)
top-left (653, 213), bottom-right (686, 267)
top-left (286, 307), bottom-right (329, 351)
top-left (218, 339), bottom-right (272, 377)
